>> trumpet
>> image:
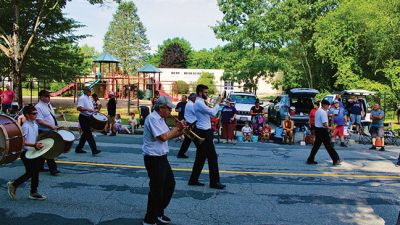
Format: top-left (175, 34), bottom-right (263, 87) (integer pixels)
top-left (172, 117), bottom-right (205, 145)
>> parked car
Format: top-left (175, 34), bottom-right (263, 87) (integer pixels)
top-left (323, 89), bottom-right (375, 122)
top-left (226, 92), bottom-right (266, 126)
top-left (268, 88), bottom-right (319, 125)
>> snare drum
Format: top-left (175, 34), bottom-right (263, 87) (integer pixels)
top-left (90, 112), bottom-right (108, 130)
top-left (57, 129), bottom-right (75, 153)
top-left (0, 115), bottom-right (24, 165)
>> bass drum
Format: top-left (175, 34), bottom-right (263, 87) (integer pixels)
top-left (57, 129), bottom-right (75, 153)
top-left (90, 112), bottom-right (108, 130)
top-left (0, 115), bottom-right (24, 165)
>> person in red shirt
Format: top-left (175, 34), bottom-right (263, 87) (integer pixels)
top-left (259, 123), bottom-right (272, 142)
top-left (2, 85), bottom-right (15, 113)
top-left (308, 101), bottom-right (320, 142)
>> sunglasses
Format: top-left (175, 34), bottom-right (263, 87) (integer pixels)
top-left (29, 112), bottom-right (38, 115)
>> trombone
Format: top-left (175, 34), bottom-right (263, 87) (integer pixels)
top-left (172, 117), bottom-right (205, 145)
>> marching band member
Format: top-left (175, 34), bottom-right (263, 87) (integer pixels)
top-left (35, 90), bottom-right (63, 176)
top-left (142, 96), bottom-right (185, 225)
top-left (7, 105), bottom-right (46, 200)
top-left (188, 84), bottom-right (226, 189)
top-left (177, 93), bottom-right (197, 158)
top-left (75, 87), bottom-right (101, 155)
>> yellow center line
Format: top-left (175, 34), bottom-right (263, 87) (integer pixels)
top-left (55, 160), bottom-right (400, 180)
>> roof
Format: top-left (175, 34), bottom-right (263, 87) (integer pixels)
top-left (93, 53), bottom-right (120, 63)
top-left (341, 89), bottom-right (376, 96)
top-left (138, 64), bottom-right (161, 73)
top-left (289, 88), bottom-right (319, 95)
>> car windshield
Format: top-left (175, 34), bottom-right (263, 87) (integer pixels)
top-left (231, 95), bottom-right (257, 104)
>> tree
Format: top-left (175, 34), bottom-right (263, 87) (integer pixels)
top-left (176, 80), bottom-right (189, 94)
top-left (103, 1), bottom-right (150, 73)
top-left (314, 0), bottom-right (400, 101)
top-left (148, 37), bottom-right (192, 67)
top-left (188, 49), bottom-right (218, 69)
top-left (79, 44), bottom-right (100, 76)
top-left (159, 43), bottom-right (188, 68)
top-left (214, 0), bottom-right (339, 91)
top-left (0, 0), bottom-right (103, 107)
top-left (196, 72), bottom-right (216, 94)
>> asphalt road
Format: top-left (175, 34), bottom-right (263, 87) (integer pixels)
top-left (1, 133), bottom-right (400, 225)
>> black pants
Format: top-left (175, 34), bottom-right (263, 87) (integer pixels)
top-left (76, 114), bottom-right (97, 152)
top-left (38, 130), bottom-right (58, 172)
top-left (189, 128), bottom-right (220, 185)
top-left (13, 151), bottom-right (42, 194)
top-left (307, 127), bottom-right (340, 163)
top-left (144, 155), bottom-right (175, 224)
top-left (178, 134), bottom-right (192, 156)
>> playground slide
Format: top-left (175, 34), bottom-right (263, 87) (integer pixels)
top-left (158, 89), bottom-right (178, 101)
top-left (87, 79), bottom-right (101, 89)
top-left (50, 83), bottom-right (76, 97)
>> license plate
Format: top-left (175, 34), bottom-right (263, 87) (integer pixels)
top-left (240, 117), bottom-right (247, 121)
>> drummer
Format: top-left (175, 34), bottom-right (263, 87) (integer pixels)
top-left (75, 87), bottom-right (101, 155)
top-left (7, 105), bottom-right (47, 200)
top-left (35, 90), bottom-right (63, 176)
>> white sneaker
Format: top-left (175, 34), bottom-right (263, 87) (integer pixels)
top-left (7, 181), bottom-right (16, 200)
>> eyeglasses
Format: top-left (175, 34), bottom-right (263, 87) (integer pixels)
top-left (30, 112), bottom-right (38, 115)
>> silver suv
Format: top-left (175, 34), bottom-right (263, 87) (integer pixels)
top-left (226, 92), bottom-right (265, 126)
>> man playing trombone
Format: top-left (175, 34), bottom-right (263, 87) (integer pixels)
top-left (188, 84), bottom-right (226, 189)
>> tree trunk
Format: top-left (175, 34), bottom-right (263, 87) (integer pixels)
top-left (9, 58), bottom-right (23, 109)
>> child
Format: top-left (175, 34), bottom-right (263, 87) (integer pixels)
top-left (128, 112), bottom-right (138, 134)
top-left (260, 123), bottom-right (272, 142)
top-left (241, 122), bottom-right (253, 142)
top-left (7, 105), bottom-right (47, 200)
top-left (115, 114), bottom-right (131, 134)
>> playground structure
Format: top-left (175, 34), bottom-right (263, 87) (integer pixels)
top-left (50, 53), bottom-right (179, 103)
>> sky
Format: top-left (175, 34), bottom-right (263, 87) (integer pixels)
top-left (63, 0), bottom-right (225, 53)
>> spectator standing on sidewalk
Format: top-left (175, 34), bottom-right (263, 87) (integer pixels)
top-left (369, 103), bottom-right (385, 151)
top-left (220, 98), bottom-right (237, 144)
top-left (1, 85), bottom-right (15, 113)
top-left (103, 91), bottom-right (117, 136)
top-left (329, 100), bottom-right (348, 147)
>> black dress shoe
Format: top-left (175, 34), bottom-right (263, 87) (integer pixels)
top-left (177, 154), bottom-right (189, 159)
top-left (75, 148), bottom-right (87, 153)
top-left (39, 168), bottom-right (50, 172)
top-left (188, 181), bottom-right (205, 186)
top-left (210, 182), bottom-right (226, 189)
top-left (92, 150), bottom-right (101, 155)
top-left (50, 170), bottom-right (60, 176)
top-left (333, 160), bottom-right (342, 166)
top-left (306, 160), bottom-right (318, 165)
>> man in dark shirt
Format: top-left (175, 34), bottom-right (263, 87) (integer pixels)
top-left (175, 95), bottom-right (187, 121)
top-left (104, 91), bottom-right (117, 136)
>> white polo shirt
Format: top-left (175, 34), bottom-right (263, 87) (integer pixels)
top-left (35, 100), bottom-right (56, 131)
top-left (184, 100), bottom-right (196, 124)
top-left (315, 108), bottom-right (329, 128)
top-left (77, 94), bottom-right (94, 116)
top-left (142, 111), bottom-right (170, 156)
top-left (194, 97), bottom-right (219, 130)
top-left (22, 120), bottom-right (38, 151)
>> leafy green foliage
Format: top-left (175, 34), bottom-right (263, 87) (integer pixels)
top-left (79, 44), bottom-right (100, 75)
top-left (103, 1), bottom-right (150, 73)
top-left (196, 72), bottom-right (216, 94)
top-left (148, 37), bottom-right (192, 67)
top-left (176, 80), bottom-right (189, 94)
top-left (159, 43), bottom-right (188, 68)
